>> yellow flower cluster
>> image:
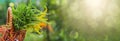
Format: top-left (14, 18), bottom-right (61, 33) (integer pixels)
top-left (33, 7), bottom-right (48, 34)
top-left (38, 7), bottom-right (48, 22)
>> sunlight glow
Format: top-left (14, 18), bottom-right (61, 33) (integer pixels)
top-left (84, 0), bottom-right (106, 19)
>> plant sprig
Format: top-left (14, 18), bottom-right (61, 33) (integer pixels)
top-left (12, 3), bottom-right (41, 31)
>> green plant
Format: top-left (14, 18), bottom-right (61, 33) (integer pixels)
top-left (12, 3), bottom-right (41, 31)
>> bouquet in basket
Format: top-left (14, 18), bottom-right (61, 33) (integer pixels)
top-left (0, 1), bottom-right (50, 41)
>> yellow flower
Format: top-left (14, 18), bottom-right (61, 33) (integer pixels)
top-left (38, 7), bottom-right (47, 18)
top-left (37, 6), bottom-right (48, 22)
top-left (33, 24), bottom-right (41, 34)
top-left (39, 22), bottom-right (47, 28)
top-left (32, 6), bottom-right (48, 34)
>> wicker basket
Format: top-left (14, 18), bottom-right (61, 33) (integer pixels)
top-left (0, 7), bottom-right (26, 41)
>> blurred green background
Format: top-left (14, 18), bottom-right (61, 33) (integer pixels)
top-left (0, 0), bottom-right (120, 41)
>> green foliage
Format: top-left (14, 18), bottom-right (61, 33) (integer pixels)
top-left (40, 0), bottom-right (47, 8)
top-left (24, 30), bottom-right (47, 41)
top-left (12, 3), bottom-right (41, 31)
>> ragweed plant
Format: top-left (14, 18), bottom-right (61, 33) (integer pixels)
top-left (33, 7), bottom-right (48, 34)
top-left (11, 2), bottom-right (48, 34)
top-left (12, 3), bottom-right (39, 30)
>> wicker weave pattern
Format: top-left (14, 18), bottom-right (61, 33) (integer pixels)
top-left (0, 7), bottom-right (26, 41)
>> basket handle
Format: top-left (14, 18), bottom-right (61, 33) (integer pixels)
top-left (6, 7), bottom-right (13, 28)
